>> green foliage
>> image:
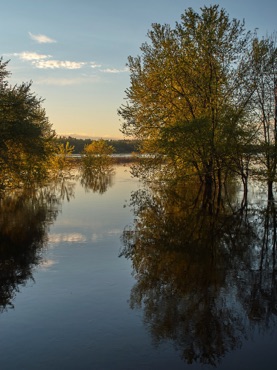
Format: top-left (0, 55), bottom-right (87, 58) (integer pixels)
top-left (56, 136), bottom-right (92, 153)
top-left (0, 58), bottom-right (56, 190)
top-left (118, 5), bottom-right (262, 187)
top-left (56, 136), bottom-right (139, 154)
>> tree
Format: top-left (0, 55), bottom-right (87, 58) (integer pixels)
top-left (82, 139), bottom-right (114, 172)
top-left (56, 136), bottom-right (139, 154)
top-left (118, 5), bottom-right (255, 192)
top-left (0, 58), bottom-right (55, 189)
top-left (51, 141), bottom-right (75, 177)
top-left (248, 36), bottom-right (277, 199)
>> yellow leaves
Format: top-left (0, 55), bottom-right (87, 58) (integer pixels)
top-left (57, 141), bottom-right (75, 156)
top-left (82, 139), bottom-right (115, 173)
top-left (84, 139), bottom-right (114, 156)
top-left (50, 142), bottom-right (75, 172)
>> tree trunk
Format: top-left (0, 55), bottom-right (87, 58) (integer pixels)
top-left (268, 180), bottom-right (274, 201)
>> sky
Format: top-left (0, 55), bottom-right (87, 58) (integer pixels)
top-left (1, 0), bottom-right (277, 139)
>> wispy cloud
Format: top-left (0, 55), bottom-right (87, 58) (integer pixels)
top-left (101, 67), bottom-right (128, 73)
top-left (13, 49), bottom-right (127, 74)
top-left (15, 51), bottom-right (51, 60)
top-left (33, 59), bottom-right (86, 69)
top-left (29, 32), bottom-right (57, 44)
top-left (14, 52), bottom-right (86, 70)
top-left (90, 62), bottom-right (102, 69)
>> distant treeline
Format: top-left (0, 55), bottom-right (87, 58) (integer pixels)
top-left (56, 136), bottom-right (140, 154)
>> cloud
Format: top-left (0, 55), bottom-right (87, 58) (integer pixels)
top-left (90, 62), bottom-right (102, 69)
top-left (29, 32), bottom-right (57, 44)
top-left (33, 59), bottom-right (86, 69)
top-left (13, 49), bottom-right (126, 75)
top-left (101, 67), bottom-right (128, 73)
top-left (15, 51), bottom-right (51, 60)
top-left (15, 52), bottom-right (87, 70)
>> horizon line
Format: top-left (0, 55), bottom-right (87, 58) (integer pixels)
top-left (57, 133), bottom-right (126, 140)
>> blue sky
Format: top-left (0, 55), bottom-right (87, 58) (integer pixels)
top-left (1, 0), bottom-right (277, 139)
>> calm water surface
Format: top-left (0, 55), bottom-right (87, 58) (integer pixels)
top-left (0, 165), bottom-right (277, 369)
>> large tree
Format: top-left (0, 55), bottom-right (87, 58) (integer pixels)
top-left (0, 58), bottom-right (55, 189)
top-left (118, 5), bottom-right (255, 191)
top-left (248, 36), bottom-right (277, 199)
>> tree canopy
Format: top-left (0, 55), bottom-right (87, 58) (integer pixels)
top-left (118, 5), bottom-right (277, 198)
top-left (81, 139), bottom-right (115, 172)
top-left (0, 58), bottom-right (55, 190)
top-left (56, 136), bottom-right (139, 154)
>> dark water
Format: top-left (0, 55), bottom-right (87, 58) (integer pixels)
top-left (0, 165), bottom-right (277, 369)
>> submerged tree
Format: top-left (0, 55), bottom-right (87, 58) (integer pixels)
top-left (81, 139), bottom-right (115, 172)
top-left (0, 58), bottom-right (56, 190)
top-left (118, 5), bottom-right (277, 199)
top-left (119, 6), bottom-right (255, 187)
top-left (80, 139), bottom-right (115, 194)
top-left (50, 141), bottom-right (75, 181)
top-left (248, 36), bottom-right (277, 199)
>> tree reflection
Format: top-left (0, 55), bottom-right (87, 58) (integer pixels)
top-left (121, 180), bottom-right (277, 366)
top-left (80, 166), bottom-right (115, 194)
top-left (0, 176), bottom-right (76, 312)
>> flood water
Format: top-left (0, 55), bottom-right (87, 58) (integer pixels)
top-left (0, 165), bottom-right (277, 369)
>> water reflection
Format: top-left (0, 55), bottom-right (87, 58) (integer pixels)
top-left (0, 163), bottom-right (115, 312)
top-left (0, 176), bottom-right (76, 311)
top-left (80, 167), bottom-right (115, 194)
top-left (121, 180), bottom-right (277, 366)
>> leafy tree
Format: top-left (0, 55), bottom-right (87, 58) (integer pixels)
top-left (80, 140), bottom-right (115, 195)
top-left (118, 5), bottom-right (255, 191)
top-left (82, 139), bottom-right (115, 172)
top-left (110, 139), bottom-right (139, 154)
top-left (0, 58), bottom-right (55, 189)
top-left (56, 136), bottom-right (92, 154)
top-left (56, 136), bottom-right (139, 154)
top-left (50, 141), bottom-right (75, 178)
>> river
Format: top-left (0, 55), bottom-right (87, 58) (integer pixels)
top-left (0, 165), bottom-right (276, 369)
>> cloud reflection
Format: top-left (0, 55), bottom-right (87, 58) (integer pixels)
top-left (49, 227), bottom-right (122, 245)
top-left (49, 233), bottom-right (87, 243)
top-left (39, 259), bottom-right (57, 270)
